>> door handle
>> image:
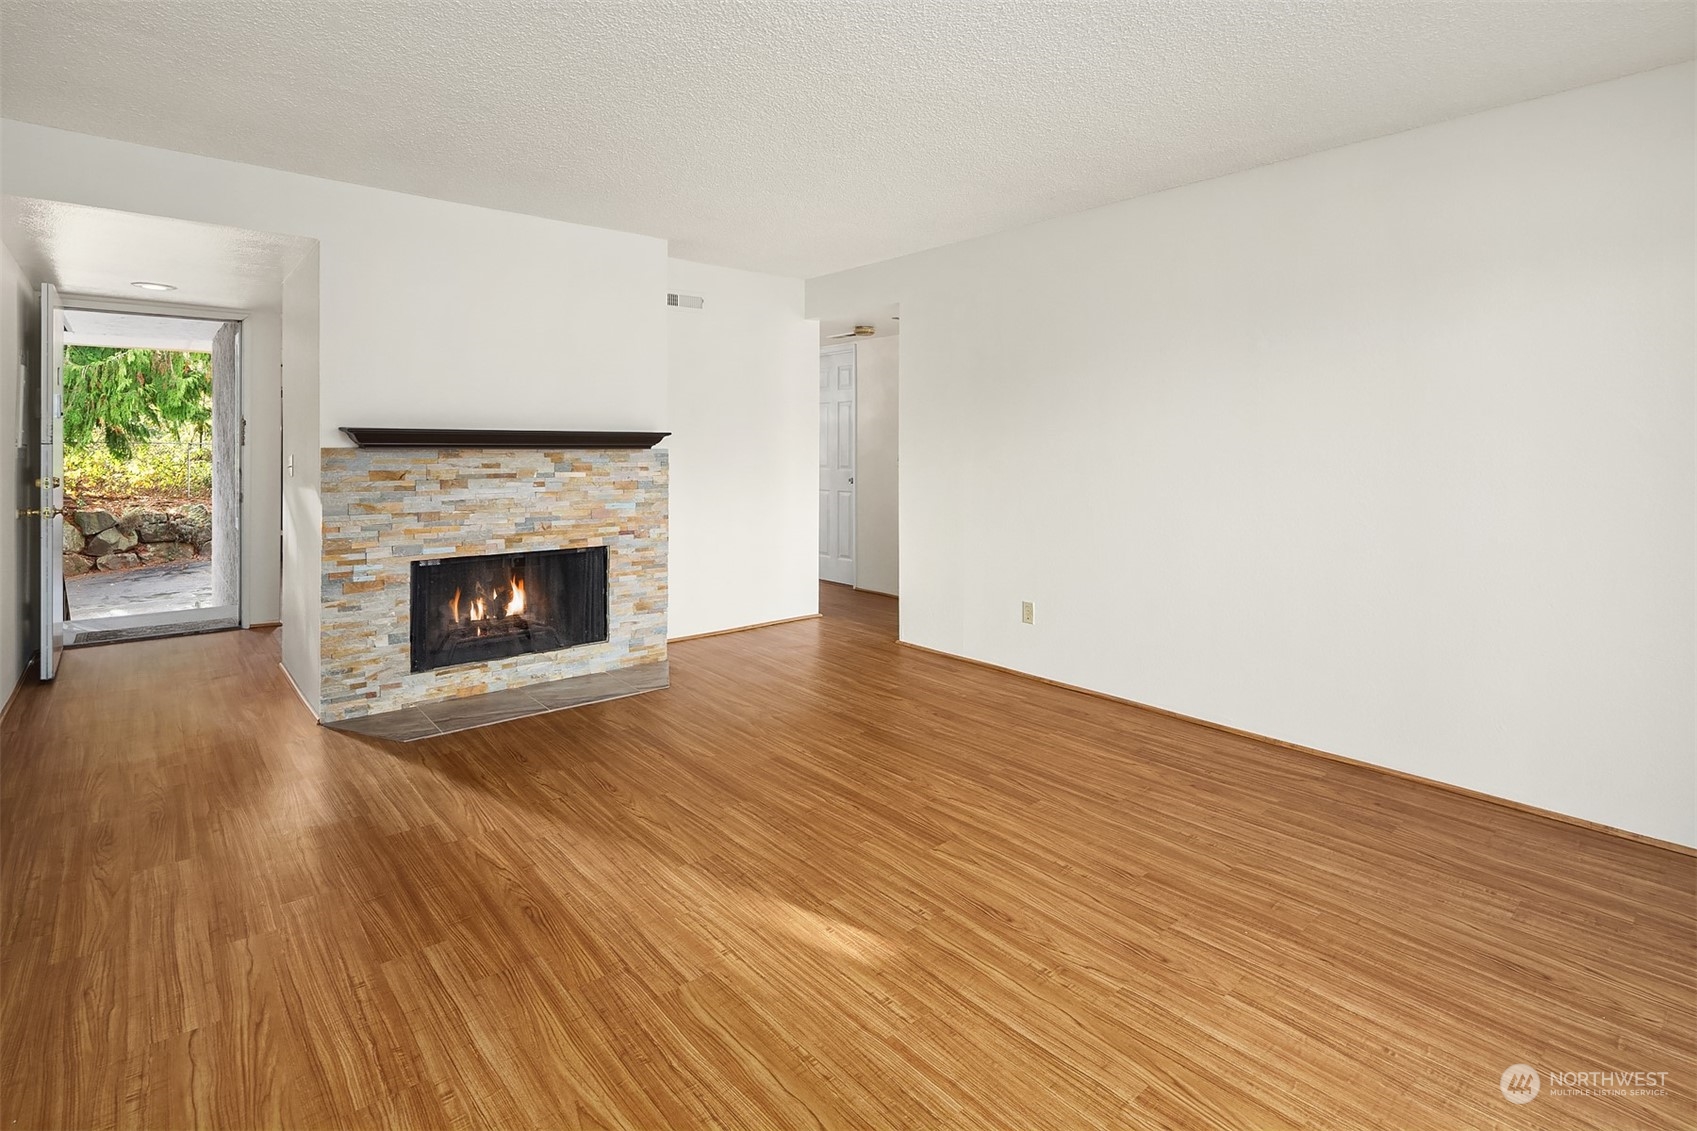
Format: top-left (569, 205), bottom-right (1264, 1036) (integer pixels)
top-left (18, 507), bottom-right (66, 518)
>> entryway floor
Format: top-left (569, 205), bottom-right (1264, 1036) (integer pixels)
top-left (64, 559), bottom-right (235, 645)
top-left (66, 558), bottom-right (215, 619)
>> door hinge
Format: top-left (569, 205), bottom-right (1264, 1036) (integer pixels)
top-left (240, 417), bottom-right (247, 445)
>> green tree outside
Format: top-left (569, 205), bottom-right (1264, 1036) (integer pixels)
top-left (62, 346), bottom-right (214, 500)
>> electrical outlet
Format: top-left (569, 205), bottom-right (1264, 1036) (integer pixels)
top-left (1020, 601), bottom-right (1034, 625)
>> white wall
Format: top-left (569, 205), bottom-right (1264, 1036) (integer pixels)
top-left (666, 258), bottom-right (818, 638)
top-left (0, 123), bottom-right (824, 669)
top-left (853, 335), bottom-right (899, 596)
top-left (0, 120), bottom-right (672, 698)
top-left (0, 243), bottom-right (39, 713)
top-left (808, 64), bottom-right (1696, 846)
top-left (280, 247), bottom-right (321, 710)
top-left (0, 122), bottom-right (670, 448)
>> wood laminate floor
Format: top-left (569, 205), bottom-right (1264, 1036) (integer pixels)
top-left (2, 584), bottom-right (1692, 1129)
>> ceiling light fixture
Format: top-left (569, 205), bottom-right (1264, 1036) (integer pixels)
top-left (131, 281), bottom-right (177, 291)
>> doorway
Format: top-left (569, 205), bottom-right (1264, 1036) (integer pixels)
top-left (817, 307), bottom-right (899, 598)
top-left (55, 306), bottom-right (242, 644)
top-left (817, 308), bottom-right (900, 641)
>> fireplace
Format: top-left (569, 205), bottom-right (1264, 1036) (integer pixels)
top-left (410, 546), bottom-right (608, 673)
top-left (320, 446), bottom-right (665, 722)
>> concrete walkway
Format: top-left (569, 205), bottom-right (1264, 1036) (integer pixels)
top-left (66, 559), bottom-right (216, 620)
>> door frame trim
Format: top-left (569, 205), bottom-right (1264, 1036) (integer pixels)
top-left (55, 295), bottom-right (251, 629)
top-left (38, 282), bottom-right (63, 679)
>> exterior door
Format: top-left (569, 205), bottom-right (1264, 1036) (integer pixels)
top-left (37, 283), bottom-right (64, 679)
top-left (819, 346), bottom-right (855, 584)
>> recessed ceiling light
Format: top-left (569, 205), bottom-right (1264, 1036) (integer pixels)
top-left (131, 281), bottom-right (177, 291)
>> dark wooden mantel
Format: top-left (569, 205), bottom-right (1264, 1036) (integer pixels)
top-left (339, 428), bottom-right (670, 449)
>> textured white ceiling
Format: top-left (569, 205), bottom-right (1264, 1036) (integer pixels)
top-left (2, 196), bottom-right (316, 310)
top-left (1, 2), bottom-right (1690, 278)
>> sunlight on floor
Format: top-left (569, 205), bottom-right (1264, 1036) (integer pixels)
top-left (764, 900), bottom-right (896, 964)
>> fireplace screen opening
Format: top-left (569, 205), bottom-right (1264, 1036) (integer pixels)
top-left (410, 546), bottom-right (608, 673)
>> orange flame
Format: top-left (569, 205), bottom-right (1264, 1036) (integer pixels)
top-left (447, 573), bottom-right (524, 624)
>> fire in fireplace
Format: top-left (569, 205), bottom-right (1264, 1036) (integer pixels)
top-left (410, 546), bottom-right (608, 673)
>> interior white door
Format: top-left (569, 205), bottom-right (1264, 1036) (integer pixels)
top-left (37, 282), bottom-right (64, 680)
top-left (818, 346), bottom-right (856, 584)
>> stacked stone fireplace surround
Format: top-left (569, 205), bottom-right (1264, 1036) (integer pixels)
top-left (319, 446), bottom-right (667, 723)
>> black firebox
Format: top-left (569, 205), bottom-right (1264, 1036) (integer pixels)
top-left (410, 547), bottom-right (608, 673)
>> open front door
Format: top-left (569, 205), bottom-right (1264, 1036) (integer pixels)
top-left (38, 282), bottom-right (64, 680)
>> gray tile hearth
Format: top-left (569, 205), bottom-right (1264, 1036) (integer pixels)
top-left (326, 661), bottom-right (669, 742)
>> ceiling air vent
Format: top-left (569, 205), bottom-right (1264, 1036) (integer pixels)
top-left (666, 293), bottom-right (705, 309)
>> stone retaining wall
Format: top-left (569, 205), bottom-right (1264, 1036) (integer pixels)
top-left (63, 505), bottom-right (211, 575)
